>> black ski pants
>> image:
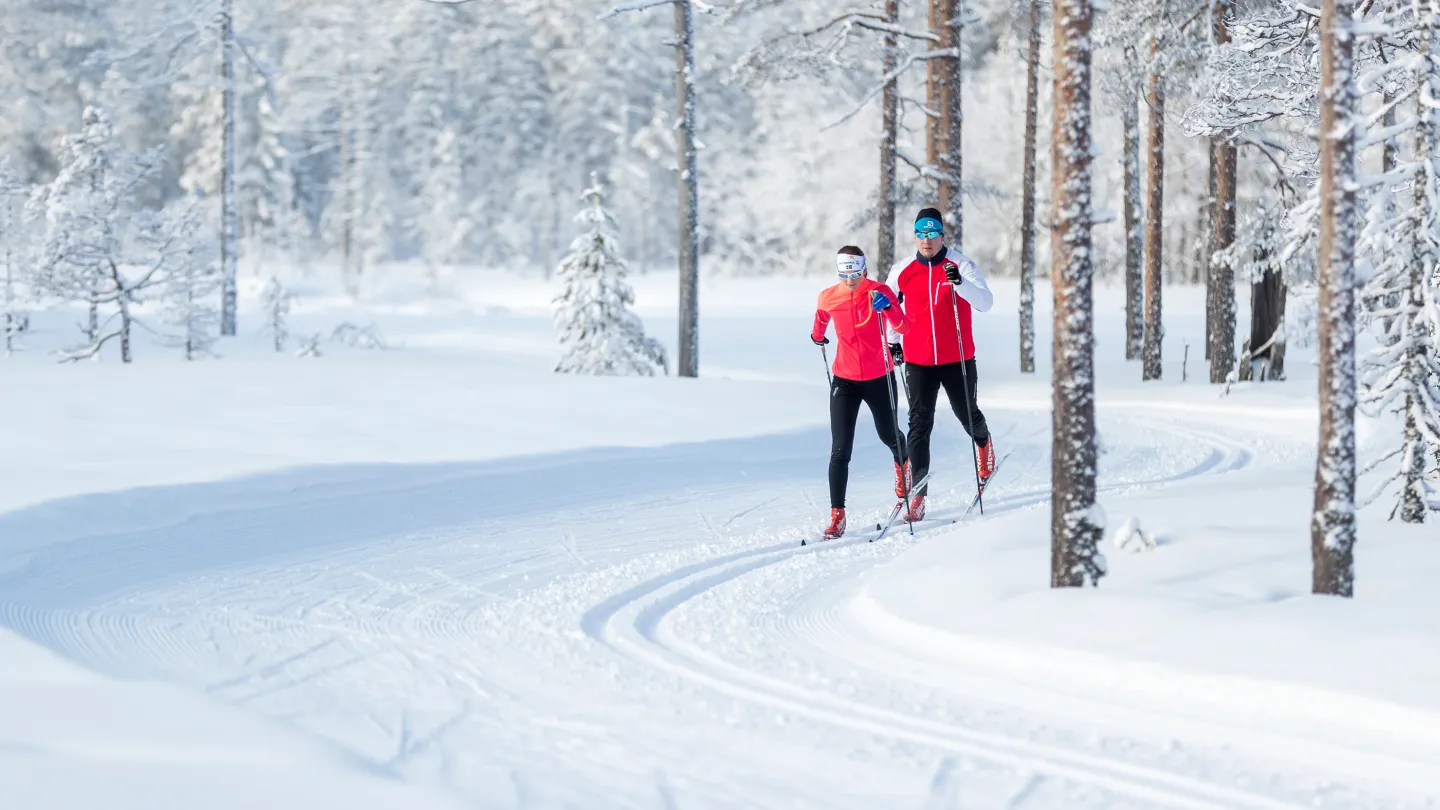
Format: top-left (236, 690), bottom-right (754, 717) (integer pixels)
top-left (829, 374), bottom-right (905, 509)
top-left (904, 358), bottom-right (988, 496)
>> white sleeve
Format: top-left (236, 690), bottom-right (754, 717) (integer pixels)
top-left (953, 255), bottom-right (993, 313)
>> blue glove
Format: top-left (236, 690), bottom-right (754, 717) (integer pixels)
top-left (870, 290), bottom-right (892, 312)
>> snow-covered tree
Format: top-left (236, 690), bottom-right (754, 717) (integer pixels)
top-left (158, 202), bottom-right (220, 360)
top-left (1358, 5), bottom-right (1440, 524)
top-left (260, 275), bottom-right (293, 352)
top-left (1, 164), bottom-right (27, 355)
top-left (552, 176), bottom-right (667, 377)
top-left (1050, 0), bottom-right (1106, 587)
top-left (1312, 0), bottom-right (1359, 596)
top-left (1018, 0), bottom-right (1043, 373)
top-left (28, 107), bottom-right (212, 363)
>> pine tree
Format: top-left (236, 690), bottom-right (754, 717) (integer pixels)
top-left (159, 202), bottom-right (221, 361)
top-left (553, 176), bottom-right (667, 377)
top-left (1050, 0), bottom-right (1106, 588)
top-left (1018, 0), bottom-right (1042, 374)
top-left (1358, 7), bottom-right (1440, 524)
top-left (1313, 0), bottom-right (1359, 596)
top-left (260, 276), bottom-right (293, 352)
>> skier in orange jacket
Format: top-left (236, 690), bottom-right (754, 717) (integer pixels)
top-left (810, 245), bottom-right (910, 540)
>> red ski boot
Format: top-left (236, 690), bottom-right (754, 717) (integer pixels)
top-left (894, 460), bottom-right (912, 499)
top-left (823, 508), bottom-right (847, 540)
top-left (977, 438), bottom-right (997, 485)
top-left (903, 494), bottom-right (926, 522)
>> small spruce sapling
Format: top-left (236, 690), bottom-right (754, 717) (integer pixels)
top-left (552, 175), bottom-right (667, 376)
top-left (260, 276), bottom-right (292, 352)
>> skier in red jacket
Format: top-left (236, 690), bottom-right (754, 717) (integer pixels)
top-left (811, 245), bottom-right (910, 540)
top-left (890, 208), bottom-right (995, 521)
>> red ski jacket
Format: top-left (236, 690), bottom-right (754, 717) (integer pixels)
top-left (811, 278), bottom-right (908, 382)
top-left (891, 248), bottom-right (993, 366)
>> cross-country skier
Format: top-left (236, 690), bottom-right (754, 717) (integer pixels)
top-left (811, 246), bottom-right (910, 540)
top-left (890, 208), bottom-right (995, 522)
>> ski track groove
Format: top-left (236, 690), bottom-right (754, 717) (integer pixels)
top-left (577, 419), bottom-right (1333, 810)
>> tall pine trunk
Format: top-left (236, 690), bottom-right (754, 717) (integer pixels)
top-left (1203, 144), bottom-right (1215, 354)
top-left (1019, 0), bottom-right (1041, 373)
top-left (1122, 90), bottom-right (1143, 361)
top-left (1210, 140), bottom-right (1237, 381)
top-left (1207, 0), bottom-right (1237, 382)
top-left (220, 0), bottom-right (238, 336)
top-left (1141, 40), bottom-right (1164, 382)
top-left (1313, 0), bottom-right (1358, 596)
top-left (1049, 0), bottom-right (1104, 588)
top-left (878, 0), bottom-right (900, 281)
top-left (928, 0), bottom-right (963, 245)
top-left (674, 0), bottom-right (699, 378)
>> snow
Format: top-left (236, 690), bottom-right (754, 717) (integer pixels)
top-left (1, 267), bottom-right (1438, 808)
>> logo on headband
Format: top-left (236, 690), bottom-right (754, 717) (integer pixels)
top-left (915, 217), bottom-right (943, 235)
top-left (836, 255), bottom-right (866, 276)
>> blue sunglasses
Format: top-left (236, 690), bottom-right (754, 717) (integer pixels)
top-left (915, 229), bottom-right (943, 240)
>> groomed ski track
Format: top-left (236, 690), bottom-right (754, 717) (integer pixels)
top-left (0, 403), bottom-right (1432, 809)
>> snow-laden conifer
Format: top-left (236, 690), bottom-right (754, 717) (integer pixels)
top-left (1358, 9), bottom-right (1440, 523)
top-left (552, 176), bottom-right (667, 377)
top-left (260, 276), bottom-right (293, 352)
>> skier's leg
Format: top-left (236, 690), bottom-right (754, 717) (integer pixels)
top-left (905, 363), bottom-right (942, 496)
top-left (862, 375), bottom-right (904, 464)
top-left (828, 378), bottom-right (864, 508)
top-left (939, 359), bottom-right (990, 444)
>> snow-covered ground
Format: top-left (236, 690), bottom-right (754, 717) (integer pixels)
top-left (1, 266), bottom-right (1437, 809)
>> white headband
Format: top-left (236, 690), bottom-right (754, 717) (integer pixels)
top-left (836, 254), bottom-right (866, 275)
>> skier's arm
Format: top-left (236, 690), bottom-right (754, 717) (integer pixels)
top-left (947, 257), bottom-right (994, 313)
top-left (811, 309), bottom-right (832, 344)
top-left (877, 284), bottom-right (909, 334)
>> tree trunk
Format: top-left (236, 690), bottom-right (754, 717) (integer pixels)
top-left (1210, 140), bottom-right (1237, 381)
top-left (340, 54), bottom-right (357, 296)
top-left (220, 0), bottom-right (238, 336)
top-left (1248, 247), bottom-right (1287, 380)
top-left (1207, 0), bottom-right (1237, 383)
top-left (1203, 142), bottom-right (1215, 354)
top-left (1049, 0), bottom-right (1104, 589)
top-left (1019, 0), bottom-right (1041, 373)
top-left (928, 0), bottom-right (963, 245)
top-left (1141, 42), bottom-right (1164, 382)
top-left (674, 0), bottom-right (699, 378)
top-left (877, 0), bottom-right (900, 282)
top-left (1313, 0), bottom-right (1358, 597)
top-left (1122, 90), bottom-right (1143, 361)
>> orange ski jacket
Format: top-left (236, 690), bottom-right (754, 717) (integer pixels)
top-left (811, 279), bottom-right (908, 382)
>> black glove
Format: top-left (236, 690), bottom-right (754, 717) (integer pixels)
top-left (944, 263), bottom-right (963, 286)
top-left (889, 342), bottom-right (903, 363)
top-left (813, 335), bottom-right (830, 346)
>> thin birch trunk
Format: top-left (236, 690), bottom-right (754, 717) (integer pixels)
top-left (1050, 0), bottom-right (1104, 588)
top-left (674, 0), bottom-right (699, 378)
top-left (1313, 0), bottom-right (1358, 596)
top-left (1141, 39), bottom-right (1164, 382)
top-left (1019, 0), bottom-right (1041, 373)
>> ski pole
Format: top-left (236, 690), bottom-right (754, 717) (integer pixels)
top-left (879, 311), bottom-right (914, 535)
top-left (820, 343), bottom-right (832, 388)
top-left (951, 282), bottom-right (985, 515)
